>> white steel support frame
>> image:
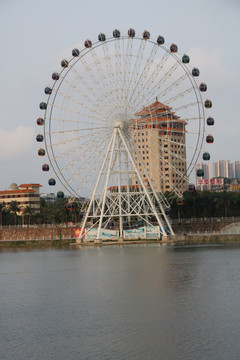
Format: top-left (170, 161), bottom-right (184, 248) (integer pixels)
top-left (78, 124), bottom-right (174, 242)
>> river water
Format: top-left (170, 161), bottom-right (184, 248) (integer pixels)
top-left (1, 244), bottom-right (240, 360)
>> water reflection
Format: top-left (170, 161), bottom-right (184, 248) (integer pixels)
top-left (0, 244), bottom-right (240, 360)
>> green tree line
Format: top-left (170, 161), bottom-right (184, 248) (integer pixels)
top-left (0, 198), bottom-right (84, 226)
top-left (1, 191), bottom-right (240, 226)
top-left (169, 191), bottom-right (240, 219)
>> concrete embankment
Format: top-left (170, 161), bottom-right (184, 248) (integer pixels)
top-left (165, 234), bottom-right (240, 246)
top-left (0, 239), bottom-right (75, 249)
top-left (0, 222), bottom-right (240, 248)
top-left (0, 226), bottom-right (75, 241)
top-left (1, 234), bottom-right (240, 249)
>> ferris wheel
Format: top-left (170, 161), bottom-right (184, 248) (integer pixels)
top-left (36, 28), bottom-right (214, 241)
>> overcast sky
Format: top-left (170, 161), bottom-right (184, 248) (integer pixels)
top-left (0, 0), bottom-right (239, 193)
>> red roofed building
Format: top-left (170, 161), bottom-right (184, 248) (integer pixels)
top-left (130, 99), bottom-right (187, 193)
top-left (0, 183), bottom-right (42, 214)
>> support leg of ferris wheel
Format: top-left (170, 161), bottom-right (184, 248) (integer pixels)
top-left (117, 134), bottom-right (123, 239)
top-left (125, 148), bottom-right (131, 226)
top-left (96, 131), bottom-right (117, 241)
top-left (118, 129), bottom-right (170, 238)
top-left (77, 131), bottom-right (116, 243)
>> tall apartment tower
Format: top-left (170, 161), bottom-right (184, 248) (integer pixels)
top-left (231, 161), bottom-right (240, 179)
top-left (130, 99), bottom-right (187, 194)
top-left (213, 160), bottom-right (230, 178)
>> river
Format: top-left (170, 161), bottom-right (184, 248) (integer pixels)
top-left (1, 244), bottom-right (240, 359)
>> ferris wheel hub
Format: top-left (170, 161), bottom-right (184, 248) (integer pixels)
top-left (114, 120), bottom-right (125, 129)
top-left (113, 113), bottom-right (130, 130)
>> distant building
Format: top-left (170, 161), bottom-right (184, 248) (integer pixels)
top-left (40, 193), bottom-right (57, 203)
top-left (0, 183), bottom-right (42, 213)
top-left (212, 160), bottom-right (240, 180)
top-left (231, 161), bottom-right (240, 179)
top-left (212, 160), bottom-right (230, 178)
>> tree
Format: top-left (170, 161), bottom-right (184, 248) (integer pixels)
top-left (23, 206), bottom-right (35, 226)
top-left (40, 198), bottom-right (47, 224)
top-left (9, 201), bottom-right (21, 225)
top-left (0, 202), bottom-right (5, 227)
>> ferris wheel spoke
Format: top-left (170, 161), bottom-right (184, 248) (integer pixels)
top-left (128, 42), bottom-right (159, 106)
top-left (47, 124), bottom-right (112, 145)
top-left (121, 37), bottom-right (134, 107)
top-left (45, 125), bottom-right (112, 135)
top-left (164, 87), bottom-right (195, 106)
top-left (46, 116), bottom-right (112, 127)
top-left (141, 60), bottom-right (182, 107)
top-left (48, 101), bottom-right (108, 123)
top-left (57, 139), bottom-right (109, 187)
top-left (54, 88), bottom-right (109, 122)
top-left (101, 42), bottom-right (123, 110)
top-left (67, 65), bottom-right (113, 116)
top-left (125, 38), bottom-right (145, 100)
top-left (114, 38), bottom-right (123, 107)
top-left (69, 57), bottom-right (123, 119)
top-left (79, 55), bottom-right (120, 112)
top-left (46, 126), bottom-right (111, 148)
top-left (50, 141), bottom-right (106, 173)
top-left (90, 47), bottom-right (122, 110)
top-left (157, 73), bottom-right (189, 99)
top-left (132, 51), bottom-right (170, 110)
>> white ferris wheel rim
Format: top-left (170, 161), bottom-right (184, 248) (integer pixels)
top-left (38, 30), bottom-right (212, 203)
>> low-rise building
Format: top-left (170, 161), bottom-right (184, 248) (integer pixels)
top-left (0, 183), bottom-right (42, 213)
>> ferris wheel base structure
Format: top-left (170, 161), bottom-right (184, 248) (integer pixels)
top-left (76, 235), bottom-right (173, 244)
top-left (77, 124), bottom-right (174, 242)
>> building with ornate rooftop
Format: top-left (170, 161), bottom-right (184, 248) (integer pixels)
top-left (130, 99), bottom-right (187, 194)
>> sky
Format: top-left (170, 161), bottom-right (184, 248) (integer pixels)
top-left (0, 0), bottom-right (239, 193)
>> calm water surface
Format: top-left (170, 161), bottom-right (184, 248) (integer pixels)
top-left (1, 244), bottom-right (240, 360)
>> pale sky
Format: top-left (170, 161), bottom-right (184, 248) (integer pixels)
top-left (0, 0), bottom-right (239, 193)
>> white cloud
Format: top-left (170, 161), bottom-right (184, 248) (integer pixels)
top-left (0, 126), bottom-right (34, 161)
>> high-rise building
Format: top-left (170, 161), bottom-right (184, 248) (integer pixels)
top-left (212, 160), bottom-right (230, 178)
top-left (231, 161), bottom-right (240, 179)
top-left (130, 99), bottom-right (187, 194)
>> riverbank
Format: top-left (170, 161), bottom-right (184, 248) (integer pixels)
top-left (1, 234), bottom-right (240, 249)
